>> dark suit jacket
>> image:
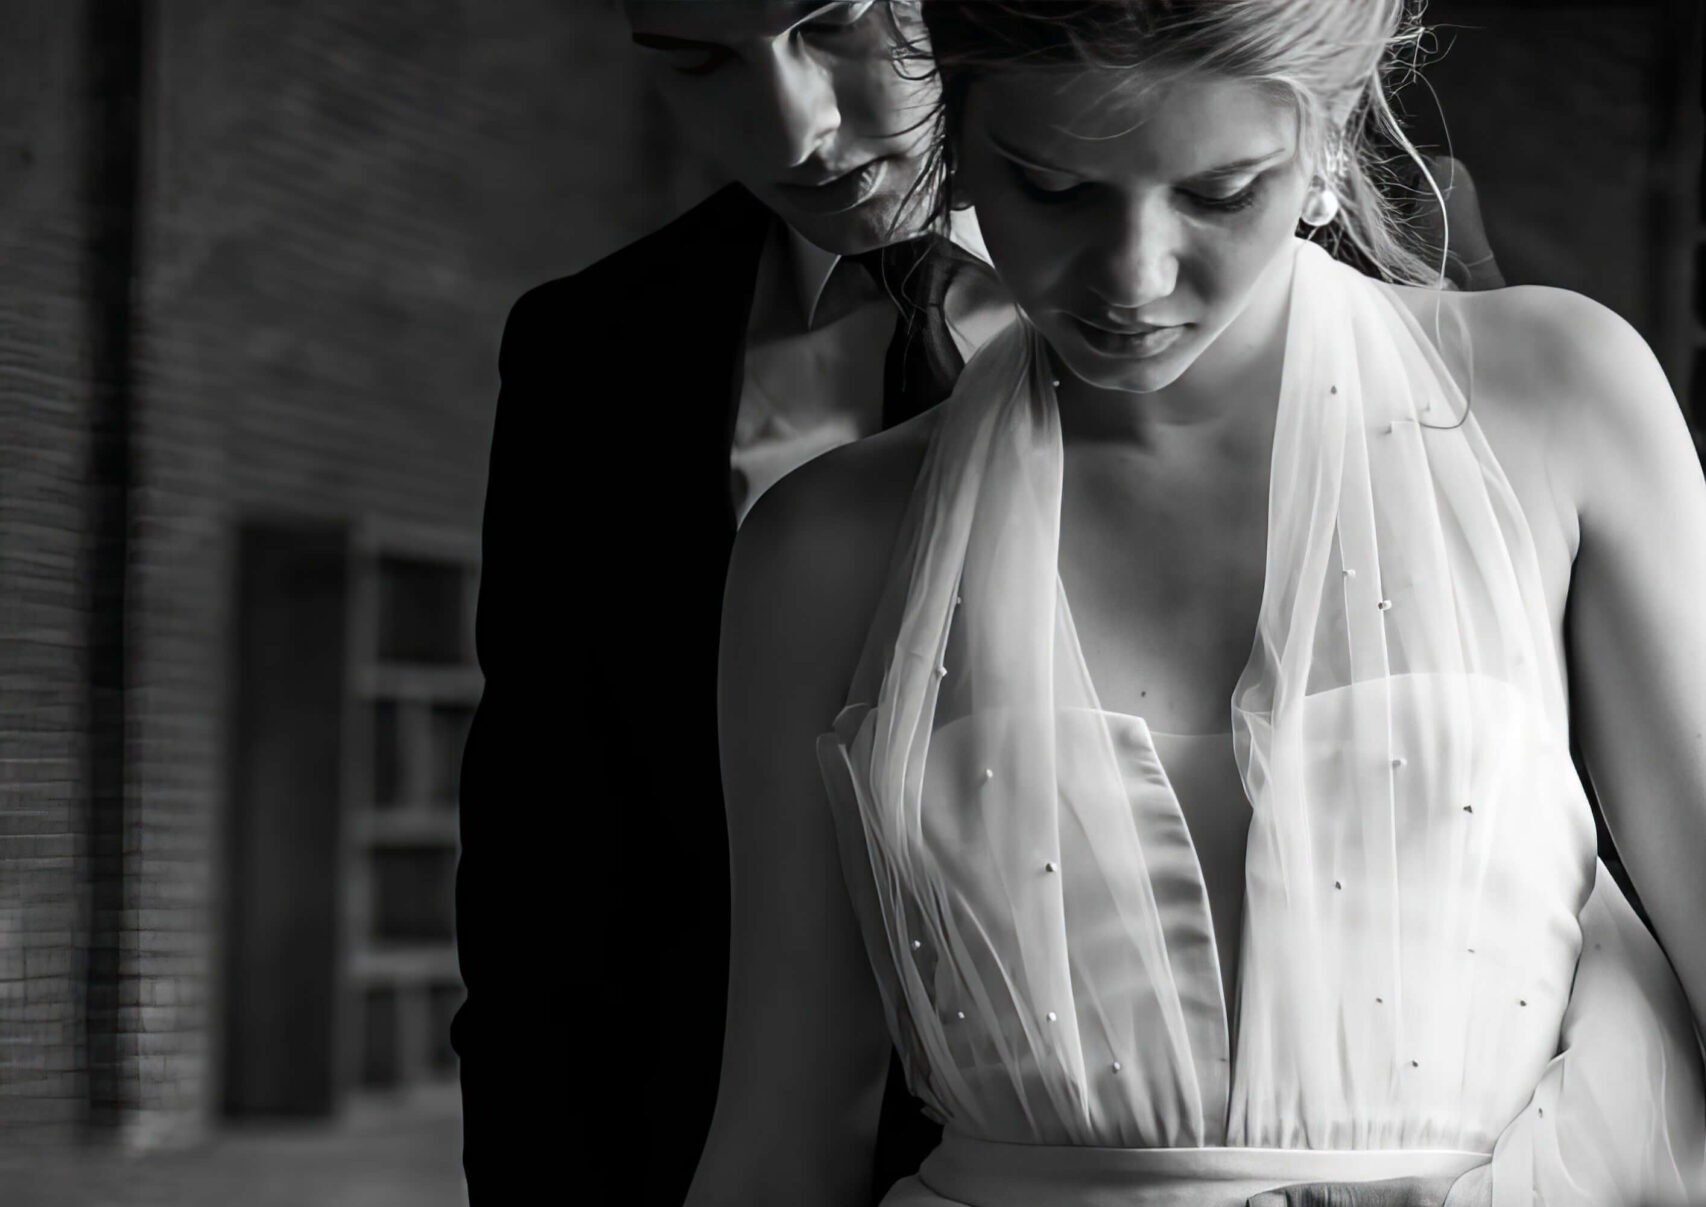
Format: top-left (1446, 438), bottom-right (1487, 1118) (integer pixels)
top-left (453, 183), bottom-right (942, 1206)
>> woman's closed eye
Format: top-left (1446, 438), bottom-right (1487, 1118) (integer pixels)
top-left (1009, 162), bottom-right (1267, 215)
top-left (1183, 177), bottom-right (1264, 214)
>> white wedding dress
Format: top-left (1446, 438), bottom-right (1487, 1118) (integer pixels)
top-left (817, 239), bottom-right (1706, 1206)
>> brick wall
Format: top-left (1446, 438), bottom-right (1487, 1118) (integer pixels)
top-left (3, 0), bottom-right (707, 1151)
top-left (0, 0), bottom-right (95, 1147)
top-left (123, 0), bottom-right (706, 1148)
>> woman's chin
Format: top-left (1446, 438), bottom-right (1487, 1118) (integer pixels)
top-left (1055, 346), bottom-right (1196, 396)
top-left (1039, 318), bottom-right (1204, 396)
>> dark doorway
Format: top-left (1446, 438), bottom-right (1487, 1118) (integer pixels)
top-left (222, 522), bottom-right (349, 1116)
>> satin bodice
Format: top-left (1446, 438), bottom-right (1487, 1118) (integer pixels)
top-left (828, 706), bottom-right (1237, 1146)
top-left (822, 677), bottom-right (1593, 1153)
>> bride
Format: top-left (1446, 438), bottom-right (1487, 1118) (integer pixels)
top-left (691, 3), bottom-right (1706, 1205)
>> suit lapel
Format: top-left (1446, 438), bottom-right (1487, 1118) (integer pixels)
top-left (647, 184), bottom-right (773, 544)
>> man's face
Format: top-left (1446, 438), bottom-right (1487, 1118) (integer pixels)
top-left (625, 1), bottom-right (938, 254)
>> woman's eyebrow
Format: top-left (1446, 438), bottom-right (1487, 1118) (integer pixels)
top-left (1186, 148), bottom-right (1292, 182)
top-left (988, 135), bottom-right (1291, 181)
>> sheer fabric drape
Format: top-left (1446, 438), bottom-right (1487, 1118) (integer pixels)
top-left (817, 240), bottom-right (1704, 1204)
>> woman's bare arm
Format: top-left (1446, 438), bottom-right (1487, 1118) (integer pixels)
top-left (1553, 291), bottom-right (1706, 1042)
top-left (685, 452), bottom-right (910, 1207)
top-left (1260, 287), bottom-right (1706, 1207)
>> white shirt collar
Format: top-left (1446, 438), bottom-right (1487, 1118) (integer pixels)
top-left (788, 207), bottom-right (993, 330)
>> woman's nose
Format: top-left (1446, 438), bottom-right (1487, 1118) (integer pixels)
top-left (754, 39), bottom-right (841, 169)
top-left (1097, 201), bottom-right (1180, 308)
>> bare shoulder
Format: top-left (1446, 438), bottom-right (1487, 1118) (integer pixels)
top-left (721, 411), bottom-right (938, 710)
top-left (1386, 280), bottom-right (1651, 387)
top-left (731, 410), bottom-right (935, 595)
top-left (1476, 287), bottom-right (1681, 514)
top-left (1385, 283), bottom-right (1683, 510)
top-left (1385, 281), bottom-right (1637, 394)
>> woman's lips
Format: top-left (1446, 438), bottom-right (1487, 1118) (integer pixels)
top-left (775, 157), bottom-right (890, 216)
top-left (1069, 316), bottom-right (1188, 359)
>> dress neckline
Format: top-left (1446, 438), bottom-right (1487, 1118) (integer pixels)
top-left (817, 237), bottom-right (1597, 1153)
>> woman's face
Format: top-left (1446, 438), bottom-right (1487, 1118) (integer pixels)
top-left (955, 66), bottom-right (1313, 395)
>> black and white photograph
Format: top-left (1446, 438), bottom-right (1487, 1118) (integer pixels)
top-left (3, 2), bottom-right (1705, 1205)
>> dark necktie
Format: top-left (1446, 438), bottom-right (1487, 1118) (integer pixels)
top-left (851, 234), bottom-right (977, 429)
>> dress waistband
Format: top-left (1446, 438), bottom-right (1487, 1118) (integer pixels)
top-left (908, 1132), bottom-right (1489, 1207)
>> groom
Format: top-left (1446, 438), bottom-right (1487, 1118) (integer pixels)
top-left (452, 4), bottom-right (1005, 1204)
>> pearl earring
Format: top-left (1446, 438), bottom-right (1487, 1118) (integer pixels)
top-left (1300, 178), bottom-right (1340, 227)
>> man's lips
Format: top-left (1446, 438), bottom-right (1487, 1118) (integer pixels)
top-left (782, 159), bottom-right (879, 190)
top-left (774, 157), bottom-right (892, 216)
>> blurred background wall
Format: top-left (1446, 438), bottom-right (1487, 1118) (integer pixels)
top-left (0, 0), bottom-right (1699, 1202)
top-left (1411, 1), bottom-right (1702, 404)
top-left (2, 0), bottom-right (718, 1193)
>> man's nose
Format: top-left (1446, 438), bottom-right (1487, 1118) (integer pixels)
top-left (754, 40), bottom-right (840, 169)
top-left (1098, 199), bottom-right (1180, 307)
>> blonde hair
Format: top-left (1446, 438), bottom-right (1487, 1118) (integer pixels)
top-left (902, 0), bottom-right (1447, 287)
